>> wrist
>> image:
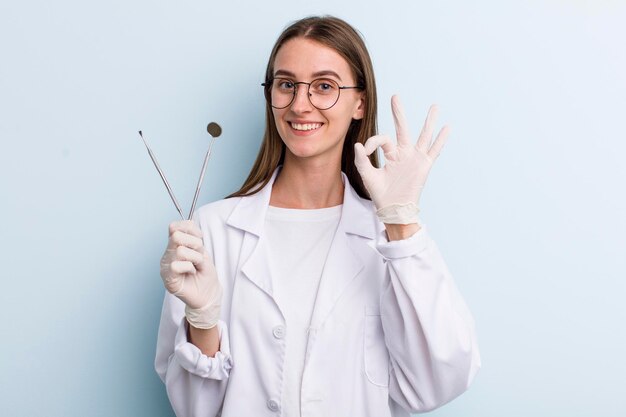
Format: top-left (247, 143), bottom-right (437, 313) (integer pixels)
top-left (183, 283), bottom-right (223, 329)
top-left (384, 223), bottom-right (420, 241)
top-left (187, 320), bottom-right (221, 357)
top-left (185, 302), bottom-right (221, 329)
top-left (375, 202), bottom-right (420, 224)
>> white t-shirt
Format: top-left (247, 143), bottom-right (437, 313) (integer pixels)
top-left (264, 204), bottom-right (342, 417)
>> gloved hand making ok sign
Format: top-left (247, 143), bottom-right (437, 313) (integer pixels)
top-left (160, 220), bottom-right (222, 329)
top-left (354, 95), bottom-right (450, 225)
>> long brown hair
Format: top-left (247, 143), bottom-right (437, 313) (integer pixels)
top-left (226, 15), bottom-right (379, 199)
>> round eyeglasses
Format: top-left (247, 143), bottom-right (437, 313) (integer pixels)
top-left (262, 78), bottom-right (363, 110)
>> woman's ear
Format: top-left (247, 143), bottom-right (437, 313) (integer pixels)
top-left (352, 93), bottom-right (365, 120)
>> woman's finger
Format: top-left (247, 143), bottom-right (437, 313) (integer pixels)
top-left (416, 104), bottom-right (439, 152)
top-left (391, 95), bottom-right (412, 147)
top-left (428, 125), bottom-right (450, 161)
top-left (176, 245), bottom-right (205, 267)
top-left (169, 220), bottom-right (203, 239)
top-left (170, 260), bottom-right (196, 275)
top-left (169, 230), bottom-right (204, 251)
top-left (363, 134), bottom-right (397, 156)
top-left (354, 142), bottom-right (376, 178)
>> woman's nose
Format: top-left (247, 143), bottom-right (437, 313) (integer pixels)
top-left (290, 85), bottom-right (313, 113)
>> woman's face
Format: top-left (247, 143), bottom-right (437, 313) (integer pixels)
top-left (271, 37), bottom-right (364, 165)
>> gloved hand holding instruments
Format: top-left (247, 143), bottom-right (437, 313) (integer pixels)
top-left (139, 122), bottom-right (223, 329)
top-left (354, 95), bottom-right (449, 225)
top-left (160, 220), bottom-right (222, 329)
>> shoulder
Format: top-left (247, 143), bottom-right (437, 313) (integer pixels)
top-left (195, 196), bottom-right (241, 222)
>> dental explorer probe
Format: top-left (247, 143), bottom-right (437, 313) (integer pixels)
top-left (138, 130), bottom-right (185, 220)
top-left (188, 122), bottom-right (222, 220)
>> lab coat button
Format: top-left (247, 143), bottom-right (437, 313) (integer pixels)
top-left (272, 325), bottom-right (285, 339)
top-left (267, 399), bottom-right (280, 411)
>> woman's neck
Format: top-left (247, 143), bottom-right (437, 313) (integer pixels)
top-left (269, 159), bottom-right (344, 209)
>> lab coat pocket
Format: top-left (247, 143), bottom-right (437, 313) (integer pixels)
top-left (363, 305), bottom-right (390, 387)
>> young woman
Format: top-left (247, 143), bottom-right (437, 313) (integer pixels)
top-left (156, 15), bottom-right (480, 417)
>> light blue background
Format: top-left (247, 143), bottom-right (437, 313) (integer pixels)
top-left (1, 0), bottom-right (625, 416)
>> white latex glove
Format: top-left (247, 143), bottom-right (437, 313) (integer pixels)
top-left (160, 220), bottom-right (222, 329)
top-left (354, 95), bottom-right (449, 224)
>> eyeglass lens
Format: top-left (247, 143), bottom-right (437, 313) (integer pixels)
top-left (269, 78), bottom-right (340, 110)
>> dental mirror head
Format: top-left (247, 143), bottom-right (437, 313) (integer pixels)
top-left (207, 122), bottom-right (222, 138)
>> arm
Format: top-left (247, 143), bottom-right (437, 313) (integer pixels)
top-left (355, 96), bottom-right (479, 412)
top-left (188, 322), bottom-right (220, 357)
top-left (155, 219), bottom-right (232, 417)
top-left (376, 226), bottom-right (480, 412)
top-left (155, 292), bottom-right (232, 417)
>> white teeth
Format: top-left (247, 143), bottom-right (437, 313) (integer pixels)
top-left (290, 122), bottom-right (322, 131)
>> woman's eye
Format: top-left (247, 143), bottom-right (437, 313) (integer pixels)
top-left (312, 79), bottom-right (337, 94)
top-left (277, 80), bottom-right (294, 90)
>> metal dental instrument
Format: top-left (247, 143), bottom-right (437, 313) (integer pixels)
top-left (138, 130), bottom-right (185, 220)
top-left (188, 122), bottom-right (222, 220)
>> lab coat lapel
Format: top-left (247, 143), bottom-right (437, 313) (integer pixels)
top-left (226, 168), bottom-right (378, 324)
top-left (226, 169), bottom-right (278, 298)
top-left (309, 173), bottom-right (377, 330)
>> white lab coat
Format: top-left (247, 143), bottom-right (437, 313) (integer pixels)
top-left (155, 167), bottom-right (480, 417)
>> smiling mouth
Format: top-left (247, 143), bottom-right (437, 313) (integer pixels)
top-left (289, 122), bottom-right (323, 131)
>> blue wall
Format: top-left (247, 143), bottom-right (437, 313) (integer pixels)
top-left (1, 1), bottom-right (625, 416)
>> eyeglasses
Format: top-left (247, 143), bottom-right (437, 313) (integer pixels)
top-left (262, 78), bottom-right (363, 110)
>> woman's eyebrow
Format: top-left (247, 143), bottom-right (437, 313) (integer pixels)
top-left (273, 69), bottom-right (343, 81)
top-left (312, 70), bottom-right (342, 81)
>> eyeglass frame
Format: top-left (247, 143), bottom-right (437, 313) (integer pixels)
top-left (261, 77), bottom-right (364, 110)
